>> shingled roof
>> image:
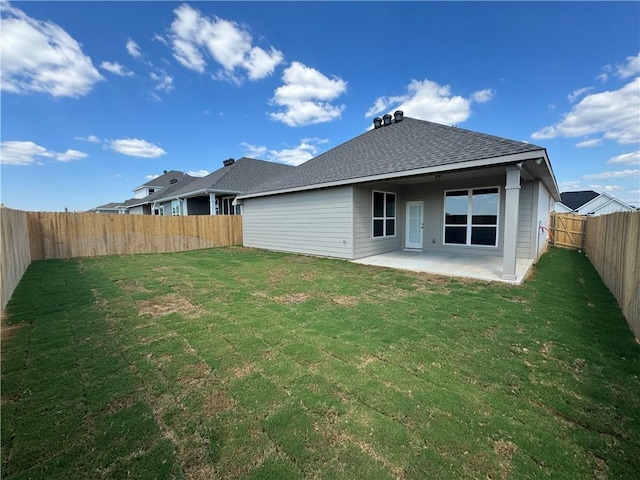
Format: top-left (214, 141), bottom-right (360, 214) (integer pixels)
top-left (240, 116), bottom-right (547, 198)
top-left (559, 191), bottom-right (600, 210)
top-left (155, 157), bottom-right (293, 201)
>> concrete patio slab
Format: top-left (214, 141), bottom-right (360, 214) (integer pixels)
top-left (352, 250), bottom-right (535, 284)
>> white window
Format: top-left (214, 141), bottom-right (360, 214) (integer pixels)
top-left (444, 187), bottom-right (499, 246)
top-left (220, 197), bottom-right (241, 215)
top-left (372, 191), bottom-right (396, 238)
top-left (171, 200), bottom-right (182, 216)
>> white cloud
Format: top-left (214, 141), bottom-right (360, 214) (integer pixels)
top-left (0, 2), bottom-right (103, 97)
top-left (126, 38), bottom-right (142, 58)
top-left (615, 53), bottom-right (640, 79)
top-left (100, 61), bottom-right (133, 77)
top-left (242, 137), bottom-right (327, 166)
top-left (108, 138), bottom-right (167, 158)
top-left (583, 169), bottom-right (640, 179)
top-left (1, 140), bottom-right (86, 165)
top-left (75, 135), bottom-right (100, 143)
top-left (366, 79), bottom-right (480, 126)
top-left (575, 138), bottom-right (603, 148)
top-left (169, 4), bottom-right (283, 82)
top-left (56, 149), bottom-right (87, 162)
top-left (589, 184), bottom-right (622, 192)
top-left (150, 70), bottom-right (174, 93)
top-left (558, 180), bottom-right (582, 192)
top-left (471, 88), bottom-right (495, 103)
top-left (532, 78), bottom-right (640, 145)
top-left (187, 169), bottom-right (209, 177)
top-left (568, 87), bottom-right (593, 103)
top-left (608, 151), bottom-right (640, 165)
top-left (269, 62), bottom-right (347, 126)
top-left (145, 174), bottom-right (160, 180)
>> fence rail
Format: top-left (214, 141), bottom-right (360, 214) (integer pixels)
top-left (1, 210), bottom-right (243, 310)
top-left (583, 211), bottom-right (640, 340)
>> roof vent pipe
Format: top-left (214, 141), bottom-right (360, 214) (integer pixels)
top-left (393, 110), bottom-right (404, 123)
top-left (382, 114), bottom-right (392, 126)
top-left (373, 117), bottom-right (383, 129)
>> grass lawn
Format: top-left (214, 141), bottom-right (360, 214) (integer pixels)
top-left (1, 247), bottom-right (639, 479)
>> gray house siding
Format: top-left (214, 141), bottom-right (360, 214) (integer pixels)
top-left (535, 181), bottom-right (553, 259)
top-left (242, 186), bottom-right (353, 258)
top-left (353, 184), bottom-right (402, 259)
top-left (517, 181), bottom-right (534, 259)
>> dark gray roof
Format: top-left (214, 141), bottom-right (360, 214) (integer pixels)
top-left (158, 157), bottom-right (293, 200)
top-left (242, 117), bottom-right (546, 196)
top-left (136, 170), bottom-right (193, 190)
top-left (88, 202), bottom-right (120, 211)
top-left (560, 191), bottom-right (600, 210)
top-left (120, 173), bottom-right (198, 208)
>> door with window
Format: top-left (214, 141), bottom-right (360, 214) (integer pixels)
top-left (405, 201), bottom-right (424, 249)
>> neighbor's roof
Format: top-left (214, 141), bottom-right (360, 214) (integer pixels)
top-left (559, 191), bottom-right (600, 210)
top-left (239, 117), bottom-right (549, 198)
top-left (88, 202), bottom-right (120, 211)
top-left (155, 157), bottom-right (294, 201)
top-left (120, 173), bottom-right (198, 208)
top-left (134, 170), bottom-right (193, 191)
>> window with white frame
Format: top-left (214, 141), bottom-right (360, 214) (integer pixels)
top-left (171, 200), bottom-right (182, 216)
top-left (372, 191), bottom-right (396, 238)
top-left (444, 187), bottom-right (499, 246)
top-left (220, 196), bottom-right (241, 215)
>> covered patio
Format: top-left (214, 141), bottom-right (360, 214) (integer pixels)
top-left (352, 250), bottom-right (535, 284)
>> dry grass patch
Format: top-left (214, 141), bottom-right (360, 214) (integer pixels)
top-left (231, 363), bottom-right (256, 379)
top-left (136, 293), bottom-right (205, 318)
top-left (493, 439), bottom-right (518, 479)
top-left (272, 293), bottom-right (311, 304)
top-left (116, 279), bottom-right (149, 294)
top-left (203, 390), bottom-right (235, 416)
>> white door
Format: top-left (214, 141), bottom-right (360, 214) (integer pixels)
top-left (405, 201), bottom-right (423, 249)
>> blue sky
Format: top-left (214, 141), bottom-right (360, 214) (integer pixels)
top-left (1, 1), bottom-right (639, 212)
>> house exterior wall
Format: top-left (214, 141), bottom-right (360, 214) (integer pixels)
top-left (590, 200), bottom-right (634, 215)
top-left (399, 175), bottom-right (507, 258)
top-left (186, 196), bottom-right (210, 215)
top-left (517, 181), bottom-right (534, 259)
top-left (242, 186), bottom-right (353, 258)
top-left (535, 181), bottom-right (554, 259)
top-left (128, 205), bottom-right (150, 215)
top-left (352, 184), bottom-right (402, 259)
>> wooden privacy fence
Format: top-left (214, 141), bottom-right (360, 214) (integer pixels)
top-left (550, 213), bottom-right (586, 250)
top-left (584, 211), bottom-right (640, 340)
top-left (1, 208), bottom-right (32, 312)
top-left (28, 212), bottom-right (242, 260)
top-left (1, 210), bottom-right (243, 310)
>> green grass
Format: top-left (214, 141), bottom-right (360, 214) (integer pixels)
top-left (1, 246), bottom-right (639, 479)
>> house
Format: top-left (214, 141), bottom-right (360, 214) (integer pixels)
top-left (87, 202), bottom-right (121, 214)
top-left (151, 157), bottom-right (294, 216)
top-left (555, 190), bottom-right (636, 216)
top-left (117, 170), bottom-right (197, 215)
top-left (237, 112), bottom-right (560, 282)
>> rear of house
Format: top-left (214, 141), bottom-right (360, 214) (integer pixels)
top-left (239, 114), bottom-right (559, 282)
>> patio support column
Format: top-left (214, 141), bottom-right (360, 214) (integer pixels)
top-left (502, 164), bottom-right (522, 281)
top-left (209, 193), bottom-right (217, 215)
top-left (182, 198), bottom-right (189, 216)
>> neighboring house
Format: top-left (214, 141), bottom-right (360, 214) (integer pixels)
top-left (152, 157), bottom-right (294, 216)
top-left (87, 202), bottom-right (121, 214)
top-left (237, 112), bottom-right (560, 281)
top-left (555, 190), bottom-right (636, 216)
top-left (117, 170), bottom-right (197, 215)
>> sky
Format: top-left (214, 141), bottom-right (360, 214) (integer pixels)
top-left (1, 1), bottom-right (639, 212)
